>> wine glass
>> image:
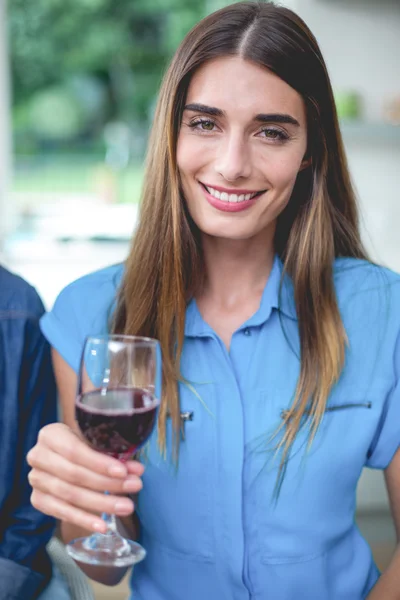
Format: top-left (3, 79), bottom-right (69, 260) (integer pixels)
top-left (66, 334), bottom-right (161, 567)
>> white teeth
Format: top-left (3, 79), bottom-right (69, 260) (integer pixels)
top-left (204, 184), bottom-right (261, 202)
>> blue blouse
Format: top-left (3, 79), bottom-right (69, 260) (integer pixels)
top-left (40, 256), bottom-right (400, 600)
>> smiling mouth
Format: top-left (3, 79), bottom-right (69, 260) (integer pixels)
top-left (200, 182), bottom-right (266, 203)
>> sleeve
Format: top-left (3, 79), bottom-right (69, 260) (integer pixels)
top-left (40, 265), bottom-right (122, 374)
top-left (0, 300), bottom-right (57, 599)
top-left (0, 559), bottom-right (50, 600)
top-left (366, 329), bottom-right (400, 469)
top-left (39, 279), bottom-right (85, 373)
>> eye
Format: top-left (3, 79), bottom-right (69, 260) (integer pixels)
top-left (258, 127), bottom-right (289, 141)
top-left (189, 118), bottom-right (216, 132)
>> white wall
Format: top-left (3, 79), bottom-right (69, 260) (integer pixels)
top-left (283, 0), bottom-right (400, 510)
top-left (292, 0), bottom-right (400, 270)
top-left (293, 0), bottom-right (400, 122)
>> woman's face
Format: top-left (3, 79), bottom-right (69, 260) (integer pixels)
top-left (177, 56), bottom-right (309, 242)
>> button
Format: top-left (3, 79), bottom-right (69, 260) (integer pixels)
top-left (244, 328), bottom-right (251, 336)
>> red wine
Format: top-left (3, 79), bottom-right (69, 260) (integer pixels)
top-left (76, 387), bottom-right (159, 459)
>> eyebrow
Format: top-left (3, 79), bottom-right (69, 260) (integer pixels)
top-left (183, 103), bottom-right (300, 127)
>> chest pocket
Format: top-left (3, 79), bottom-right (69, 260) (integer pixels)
top-left (279, 399), bottom-right (374, 462)
top-left (247, 385), bottom-right (386, 565)
top-left (256, 385), bottom-right (383, 468)
top-left (136, 382), bottom-right (216, 562)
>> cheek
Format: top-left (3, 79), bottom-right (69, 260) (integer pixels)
top-left (176, 135), bottom-right (200, 178)
top-left (266, 152), bottom-right (305, 189)
top-left (176, 136), bottom-right (187, 174)
top-left (176, 138), bottom-right (199, 216)
top-left (177, 132), bottom-right (216, 181)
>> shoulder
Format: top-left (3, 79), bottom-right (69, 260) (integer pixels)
top-left (334, 257), bottom-right (400, 302)
top-left (334, 257), bottom-right (400, 287)
top-left (54, 262), bottom-right (124, 307)
top-left (0, 265), bottom-right (44, 318)
top-left (40, 263), bottom-right (125, 372)
top-left (333, 257), bottom-right (400, 335)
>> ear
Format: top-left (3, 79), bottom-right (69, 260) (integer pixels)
top-left (299, 156), bottom-right (312, 171)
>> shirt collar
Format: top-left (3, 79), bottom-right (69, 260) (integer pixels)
top-left (184, 255), bottom-right (297, 338)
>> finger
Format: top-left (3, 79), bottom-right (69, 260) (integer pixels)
top-left (29, 470), bottom-right (135, 517)
top-left (28, 448), bottom-right (143, 495)
top-left (125, 460), bottom-right (145, 477)
top-left (31, 489), bottom-right (108, 534)
top-left (35, 425), bottom-right (128, 478)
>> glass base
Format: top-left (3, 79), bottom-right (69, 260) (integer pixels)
top-left (66, 532), bottom-right (146, 567)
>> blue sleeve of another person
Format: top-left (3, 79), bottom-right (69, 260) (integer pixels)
top-left (40, 264), bottom-right (124, 373)
top-left (0, 267), bottom-right (57, 600)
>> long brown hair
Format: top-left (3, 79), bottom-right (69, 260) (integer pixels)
top-left (113, 1), bottom-right (368, 477)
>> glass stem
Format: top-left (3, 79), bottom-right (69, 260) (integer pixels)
top-left (101, 511), bottom-right (119, 535)
top-left (101, 491), bottom-right (119, 536)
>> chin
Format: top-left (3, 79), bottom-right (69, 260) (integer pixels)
top-left (202, 226), bottom-right (255, 241)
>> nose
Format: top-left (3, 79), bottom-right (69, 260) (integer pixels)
top-left (214, 132), bottom-right (252, 182)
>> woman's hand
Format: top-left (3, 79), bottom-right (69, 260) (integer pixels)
top-left (27, 423), bottom-right (144, 534)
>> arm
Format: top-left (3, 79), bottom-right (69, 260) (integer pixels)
top-left (28, 349), bottom-right (143, 586)
top-left (366, 448), bottom-right (400, 600)
top-left (0, 316), bottom-right (56, 600)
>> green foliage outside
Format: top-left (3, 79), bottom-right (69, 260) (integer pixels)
top-left (8, 0), bottom-right (242, 205)
top-left (9, 0), bottom-right (219, 153)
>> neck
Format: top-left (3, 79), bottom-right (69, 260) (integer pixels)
top-left (199, 228), bottom-right (275, 307)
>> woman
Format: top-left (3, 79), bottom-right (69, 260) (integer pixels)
top-left (27, 2), bottom-right (400, 599)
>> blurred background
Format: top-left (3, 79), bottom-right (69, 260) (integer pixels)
top-left (1, 0), bottom-right (399, 597)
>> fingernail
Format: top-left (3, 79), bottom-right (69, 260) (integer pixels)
top-left (93, 521), bottom-right (105, 532)
top-left (123, 478), bottom-right (142, 492)
top-left (114, 500), bottom-right (133, 515)
top-left (108, 465), bottom-right (126, 476)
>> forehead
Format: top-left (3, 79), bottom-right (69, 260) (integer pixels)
top-left (186, 56), bottom-right (306, 124)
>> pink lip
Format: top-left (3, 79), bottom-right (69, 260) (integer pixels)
top-left (199, 182), bottom-right (261, 213)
